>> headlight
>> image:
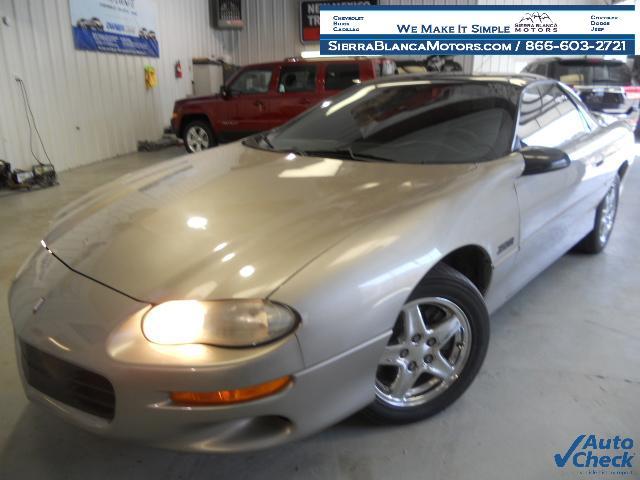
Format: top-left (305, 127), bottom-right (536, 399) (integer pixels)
top-left (142, 299), bottom-right (298, 347)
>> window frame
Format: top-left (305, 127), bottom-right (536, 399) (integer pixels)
top-left (512, 80), bottom-right (596, 152)
top-left (324, 62), bottom-right (362, 91)
top-left (276, 64), bottom-right (318, 94)
top-left (228, 67), bottom-right (275, 96)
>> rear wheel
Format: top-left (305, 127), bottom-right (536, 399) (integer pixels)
top-left (183, 120), bottom-right (215, 153)
top-left (574, 175), bottom-right (619, 254)
top-left (363, 263), bottom-right (489, 424)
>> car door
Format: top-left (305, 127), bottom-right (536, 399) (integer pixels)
top-left (222, 66), bottom-right (275, 139)
top-left (511, 82), bottom-right (601, 291)
top-left (271, 63), bottom-right (320, 125)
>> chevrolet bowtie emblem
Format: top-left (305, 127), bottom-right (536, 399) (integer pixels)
top-left (32, 297), bottom-right (45, 314)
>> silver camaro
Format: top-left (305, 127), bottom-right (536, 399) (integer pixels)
top-left (9, 74), bottom-right (635, 452)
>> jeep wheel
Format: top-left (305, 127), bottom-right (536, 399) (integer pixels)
top-left (183, 120), bottom-right (216, 153)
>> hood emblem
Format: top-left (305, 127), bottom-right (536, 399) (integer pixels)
top-left (32, 297), bottom-right (45, 314)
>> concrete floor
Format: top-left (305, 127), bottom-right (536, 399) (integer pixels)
top-left (0, 146), bottom-right (639, 480)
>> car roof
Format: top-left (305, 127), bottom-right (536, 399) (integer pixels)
top-left (237, 57), bottom-right (391, 70)
top-left (528, 57), bottom-right (627, 66)
top-left (367, 72), bottom-right (547, 88)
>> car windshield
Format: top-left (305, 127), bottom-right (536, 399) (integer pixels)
top-left (555, 61), bottom-right (632, 86)
top-left (245, 80), bottom-right (518, 165)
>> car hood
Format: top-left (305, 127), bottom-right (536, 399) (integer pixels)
top-left (175, 94), bottom-right (221, 107)
top-left (43, 143), bottom-right (474, 303)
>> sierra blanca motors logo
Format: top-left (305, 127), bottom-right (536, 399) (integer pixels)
top-left (555, 434), bottom-right (635, 475)
top-left (515, 12), bottom-right (558, 33)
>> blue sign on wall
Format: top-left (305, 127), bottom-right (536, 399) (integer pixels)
top-left (69, 0), bottom-right (159, 57)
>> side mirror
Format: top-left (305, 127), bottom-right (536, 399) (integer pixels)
top-left (219, 85), bottom-right (231, 100)
top-left (520, 146), bottom-right (571, 175)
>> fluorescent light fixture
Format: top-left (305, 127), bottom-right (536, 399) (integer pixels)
top-left (300, 50), bottom-right (321, 58)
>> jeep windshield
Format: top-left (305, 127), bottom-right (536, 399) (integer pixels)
top-left (244, 80), bottom-right (518, 165)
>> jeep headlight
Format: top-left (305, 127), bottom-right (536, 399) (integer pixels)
top-left (142, 299), bottom-right (298, 347)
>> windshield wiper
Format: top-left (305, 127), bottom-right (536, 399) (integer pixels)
top-left (298, 148), bottom-right (395, 163)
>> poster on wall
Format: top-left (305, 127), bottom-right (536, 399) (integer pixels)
top-left (69, 0), bottom-right (159, 57)
top-left (300, 0), bottom-right (377, 43)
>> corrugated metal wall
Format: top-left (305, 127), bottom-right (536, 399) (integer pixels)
top-left (227, 0), bottom-right (475, 71)
top-left (0, 0), bottom-right (615, 171)
top-left (0, 0), bottom-right (236, 171)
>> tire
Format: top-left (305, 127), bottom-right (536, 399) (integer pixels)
top-left (574, 175), bottom-right (620, 254)
top-left (183, 120), bottom-right (216, 153)
top-left (363, 263), bottom-right (490, 424)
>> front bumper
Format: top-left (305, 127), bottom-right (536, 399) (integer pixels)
top-left (9, 249), bottom-right (388, 452)
top-left (15, 334), bottom-right (387, 452)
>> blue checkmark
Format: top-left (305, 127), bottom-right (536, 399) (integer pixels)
top-left (554, 435), bottom-right (586, 467)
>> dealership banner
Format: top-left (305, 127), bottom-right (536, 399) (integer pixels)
top-left (300, 0), bottom-right (377, 43)
top-left (69, 0), bottom-right (159, 57)
top-left (320, 4), bottom-right (639, 56)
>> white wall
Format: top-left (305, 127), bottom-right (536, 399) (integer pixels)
top-left (0, 0), bottom-right (238, 171)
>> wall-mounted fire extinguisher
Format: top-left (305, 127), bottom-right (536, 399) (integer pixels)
top-left (175, 61), bottom-right (182, 79)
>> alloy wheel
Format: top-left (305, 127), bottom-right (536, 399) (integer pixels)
top-left (375, 297), bottom-right (472, 408)
top-left (186, 126), bottom-right (210, 152)
top-left (598, 184), bottom-right (617, 245)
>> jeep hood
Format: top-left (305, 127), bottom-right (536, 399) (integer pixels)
top-left (43, 143), bottom-right (474, 303)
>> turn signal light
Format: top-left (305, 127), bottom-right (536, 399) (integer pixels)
top-left (170, 376), bottom-right (292, 406)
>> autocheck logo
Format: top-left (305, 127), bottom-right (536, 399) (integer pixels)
top-left (554, 434), bottom-right (635, 475)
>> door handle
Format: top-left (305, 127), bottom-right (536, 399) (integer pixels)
top-left (594, 158), bottom-right (605, 167)
top-left (299, 98), bottom-right (311, 105)
top-left (253, 100), bottom-right (265, 110)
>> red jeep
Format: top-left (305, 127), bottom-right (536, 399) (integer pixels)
top-left (171, 57), bottom-right (396, 153)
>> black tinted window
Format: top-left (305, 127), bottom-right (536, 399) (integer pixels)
top-left (554, 61), bottom-right (631, 86)
top-left (278, 65), bottom-right (317, 93)
top-left (230, 68), bottom-right (272, 94)
top-left (517, 84), bottom-right (589, 148)
top-left (534, 64), bottom-right (547, 76)
top-left (325, 63), bottom-right (360, 90)
top-left (260, 81), bottom-right (518, 165)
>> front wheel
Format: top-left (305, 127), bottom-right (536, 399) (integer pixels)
top-left (183, 120), bottom-right (216, 153)
top-left (574, 175), bottom-right (619, 254)
top-left (363, 263), bottom-right (490, 424)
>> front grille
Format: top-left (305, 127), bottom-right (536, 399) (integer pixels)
top-left (20, 341), bottom-right (115, 421)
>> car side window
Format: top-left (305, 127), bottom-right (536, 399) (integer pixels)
top-left (278, 65), bottom-right (317, 93)
top-left (230, 68), bottom-right (273, 95)
top-left (516, 84), bottom-right (590, 149)
top-left (534, 64), bottom-right (547, 76)
top-left (325, 63), bottom-right (360, 90)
